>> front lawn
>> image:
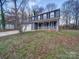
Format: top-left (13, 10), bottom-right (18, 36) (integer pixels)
top-left (0, 30), bottom-right (79, 59)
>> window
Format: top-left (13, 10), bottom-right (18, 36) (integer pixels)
top-left (35, 16), bottom-right (38, 20)
top-left (43, 14), bottom-right (47, 19)
top-left (40, 14), bottom-right (43, 20)
top-left (50, 12), bottom-right (54, 18)
top-left (32, 17), bottom-right (34, 21)
top-left (38, 16), bottom-right (40, 20)
top-left (54, 10), bottom-right (60, 17)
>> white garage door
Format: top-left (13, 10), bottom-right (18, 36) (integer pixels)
top-left (26, 24), bottom-right (32, 31)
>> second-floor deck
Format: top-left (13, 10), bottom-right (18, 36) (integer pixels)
top-left (29, 9), bottom-right (60, 23)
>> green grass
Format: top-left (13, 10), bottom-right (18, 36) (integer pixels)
top-left (0, 30), bottom-right (79, 59)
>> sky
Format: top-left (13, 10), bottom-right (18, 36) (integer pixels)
top-left (28, 0), bottom-right (67, 9)
top-left (6, 0), bottom-right (67, 11)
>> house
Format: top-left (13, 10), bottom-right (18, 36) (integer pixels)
top-left (5, 15), bottom-right (16, 29)
top-left (22, 9), bottom-right (60, 31)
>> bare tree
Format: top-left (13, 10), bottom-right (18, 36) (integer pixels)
top-left (12, 0), bottom-right (20, 29)
top-left (62, 0), bottom-right (79, 29)
top-left (32, 5), bottom-right (44, 16)
top-left (72, 0), bottom-right (79, 29)
top-left (37, 7), bottom-right (44, 14)
top-left (32, 5), bottom-right (39, 15)
top-left (46, 3), bottom-right (57, 11)
top-left (11, 0), bottom-right (29, 32)
top-left (0, 0), bottom-right (7, 30)
top-left (19, 0), bottom-right (28, 32)
top-left (62, 1), bottom-right (71, 28)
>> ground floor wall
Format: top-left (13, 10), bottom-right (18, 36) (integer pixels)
top-left (32, 21), bottom-right (59, 31)
top-left (21, 21), bottom-right (59, 32)
top-left (0, 24), bottom-right (15, 30)
top-left (0, 21), bottom-right (59, 32)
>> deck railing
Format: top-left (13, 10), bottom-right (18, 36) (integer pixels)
top-left (30, 9), bottom-right (60, 21)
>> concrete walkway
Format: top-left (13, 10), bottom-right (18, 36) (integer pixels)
top-left (0, 30), bottom-right (19, 37)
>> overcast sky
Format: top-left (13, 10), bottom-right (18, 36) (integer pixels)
top-left (28, 0), bottom-right (67, 8)
top-left (7, 0), bottom-right (67, 10)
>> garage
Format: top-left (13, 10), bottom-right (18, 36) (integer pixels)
top-left (22, 24), bottom-right (32, 32)
top-left (26, 24), bottom-right (32, 31)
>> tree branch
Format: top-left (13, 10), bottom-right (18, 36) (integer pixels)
top-left (2, 0), bottom-right (6, 6)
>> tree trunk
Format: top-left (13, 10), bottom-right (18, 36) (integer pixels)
top-left (0, 0), bottom-right (5, 30)
top-left (14, 0), bottom-right (18, 29)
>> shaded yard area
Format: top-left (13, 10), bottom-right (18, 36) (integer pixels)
top-left (0, 30), bottom-right (79, 59)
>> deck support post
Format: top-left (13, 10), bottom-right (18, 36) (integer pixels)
top-left (56, 20), bottom-right (59, 31)
top-left (32, 23), bottom-right (34, 30)
top-left (49, 21), bottom-right (51, 30)
top-left (50, 22), bottom-right (52, 30)
top-left (53, 22), bottom-right (54, 30)
top-left (43, 22), bottom-right (44, 30)
top-left (38, 22), bottom-right (39, 30)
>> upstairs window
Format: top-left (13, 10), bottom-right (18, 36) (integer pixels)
top-left (50, 12), bottom-right (54, 18)
top-left (43, 14), bottom-right (47, 19)
top-left (38, 15), bottom-right (40, 20)
top-left (54, 10), bottom-right (60, 17)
